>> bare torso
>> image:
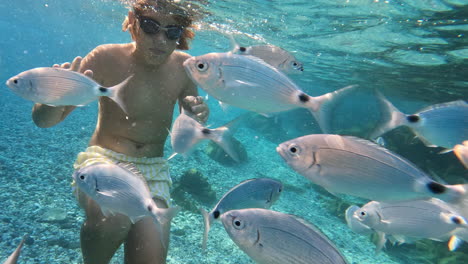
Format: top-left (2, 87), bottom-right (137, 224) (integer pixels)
top-left (85, 43), bottom-right (196, 157)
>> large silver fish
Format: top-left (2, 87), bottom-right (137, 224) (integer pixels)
top-left (169, 110), bottom-right (241, 162)
top-left (454, 141), bottom-right (468, 169)
top-left (200, 178), bottom-right (283, 250)
top-left (72, 162), bottom-right (180, 247)
top-left (371, 91), bottom-right (468, 149)
top-left (221, 208), bottom-right (349, 264)
top-left (6, 67), bottom-right (132, 115)
top-left (277, 134), bottom-right (467, 202)
top-left (3, 235), bottom-right (27, 264)
top-left (353, 199), bottom-right (468, 251)
top-left (183, 52), bottom-right (356, 133)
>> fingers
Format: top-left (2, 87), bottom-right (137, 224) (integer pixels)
top-left (191, 104), bottom-right (206, 114)
top-left (183, 95), bottom-right (203, 107)
top-left (83, 69), bottom-right (94, 78)
top-left (70, 56), bottom-right (83, 71)
top-left (52, 56), bottom-right (83, 72)
top-left (61, 62), bottom-right (71, 69)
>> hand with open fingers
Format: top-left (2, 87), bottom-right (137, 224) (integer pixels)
top-left (183, 95), bottom-right (209, 124)
top-left (53, 56), bottom-right (93, 78)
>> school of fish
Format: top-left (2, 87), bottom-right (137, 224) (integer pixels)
top-left (5, 37), bottom-right (467, 264)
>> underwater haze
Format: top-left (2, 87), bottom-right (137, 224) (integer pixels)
top-left (1, 0), bottom-right (467, 263)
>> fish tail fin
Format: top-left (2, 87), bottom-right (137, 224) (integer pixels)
top-left (105, 74), bottom-right (134, 116)
top-left (155, 206), bottom-right (181, 225)
top-left (209, 126), bottom-right (241, 162)
top-left (152, 206), bottom-right (181, 250)
top-left (307, 85), bottom-right (358, 133)
top-left (369, 91), bottom-right (407, 139)
top-left (449, 235), bottom-right (464, 251)
top-left (425, 182), bottom-right (468, 205)
top-left (200, 207), bottom-right (213, 251)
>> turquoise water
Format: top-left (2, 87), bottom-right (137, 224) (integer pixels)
top-left (0, 0), bottom-right (467, 263)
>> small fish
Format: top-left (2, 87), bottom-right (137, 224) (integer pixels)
top-left (200, 178), bottom-right (283, 250)
top-left (221, 208), bottom-right (349, 264)
top-left (353, 199), bottom-right (468, 252)
top-left (6, 67), bottom-right (133, 115)
top-left (277, 134), bottom-right (467, 203)
top-left (73, 162), bottom-right (180, 247)
top-left (345, 205), bottom-right (373, 235)
top-left (3, 235), bottom-right (27, 264)
top-left (371, 91), bottom-right (468, 149)
top-left (183, 52), bottom-right (356, 133)
top-left (169, 110), bottom-right (242, 162)
top-left (454, 141), bottom-right (468, 169)
top-left (230, 36), bottom-right (303, 74)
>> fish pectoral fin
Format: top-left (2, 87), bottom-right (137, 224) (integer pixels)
top-left (96, 189), bottom-right (117, 197)
top-left (380, 219), bottom-right (392, 225)
top-left (375, 231), bottom-right (387, 254)
top-left (225, 79), bottom-right (259, 88)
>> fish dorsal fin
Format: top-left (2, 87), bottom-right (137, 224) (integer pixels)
top-left (418, 100), bottom-right (467, 114)
top-left (115, 162), bottom-right (152, 193)
top-left (115, 162), bottom-right (144, 177)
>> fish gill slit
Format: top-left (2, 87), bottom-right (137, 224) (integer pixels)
top-left (308, 152), bottom-right (317, 169)
top-left (254, 229), bottom-right (262, 246)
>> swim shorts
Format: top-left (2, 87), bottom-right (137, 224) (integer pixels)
top-left (73, 145), bottom-right (172, 206)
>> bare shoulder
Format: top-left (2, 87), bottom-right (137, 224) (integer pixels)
top-left (81, 43), bottom-right (134, 83)
top-left (85, 43), bottom-right (133, 64)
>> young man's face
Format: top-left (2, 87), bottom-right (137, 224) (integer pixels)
top-left (132, 9), bottom-right (183, 60)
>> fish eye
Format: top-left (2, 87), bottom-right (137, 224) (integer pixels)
top-left (196, 61), bottom-right (209, 72)
top-left (360, 211), bottom-right (366, 216)
top-left (232, 217), bottom-right (245, 230)
top-left (288, 144), bottom-right (301, 156)
top-left (292, 62), bottom-right (298, 66)
top-left (79, 174), bottom-right (86, 180)
top-left (13, 79), bottom-right (18, 84)
top-left (239, 47), bottom-right (247, 52)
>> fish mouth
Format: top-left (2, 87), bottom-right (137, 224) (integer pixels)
top-left (182, 57), bottom-right (194, 70)
top-left (276, 146), bottom-right (287, 162)
top-left (5, 78), bottom-right (13, 88)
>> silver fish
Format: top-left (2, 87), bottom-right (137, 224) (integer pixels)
top-left (371, 91), bottom-right (468, 149)
top-left (72, 162), bottom-right (180, 247)
top-left (277, 134), bottom-right (467, 202)
top-left (454, 141), bottom-right (468, 169)
top-left (353, 199), bottom-right (468, 251)
top-left (6, 67), bottom-right (132, 115)
top-left (231, 38), bottom-right (303, 74)
top-left (3, 235), bottom-right (27, 264)
top-left (200, 178), bottom-right (283, 250)
top-left (183, 52), bottom-right (356, 133)
top-left (170, 110), bottom-right (241, 162)
top-left (221, 208), bottom-right (349, 264)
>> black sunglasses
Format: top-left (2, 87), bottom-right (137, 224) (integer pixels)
top-left (137, 16), bottom-right (183, 40)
